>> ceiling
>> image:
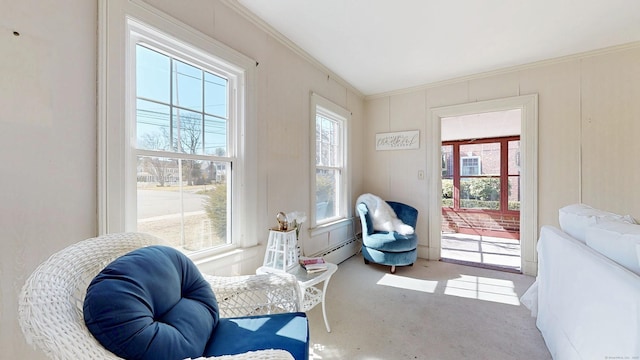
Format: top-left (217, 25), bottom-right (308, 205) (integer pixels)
top-left (234, 0), bottom-right (640, 96)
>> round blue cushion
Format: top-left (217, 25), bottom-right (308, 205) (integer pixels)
top-left (83, 245), bottom-right (219, 360)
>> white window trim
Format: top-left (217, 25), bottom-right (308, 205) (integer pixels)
top-left (98, 0), bottom-right (258, 255)
top-left (460, 156), bottom-right (481, 176)
top-left (309, 92), bottom-right (351, 232)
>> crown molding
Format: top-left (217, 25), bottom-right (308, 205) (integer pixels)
top-left (220, 0), bottom-right (364, 99)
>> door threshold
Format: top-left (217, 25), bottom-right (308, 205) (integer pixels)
top-left (440, 258), bottom-right (522, 274)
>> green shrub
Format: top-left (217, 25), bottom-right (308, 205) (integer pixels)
top-left (442, 179), bottom-right (453, 198)
top-left (204, 183), bottom-right (227, 240)
top-left (442, 177), bottom-right (519, 211)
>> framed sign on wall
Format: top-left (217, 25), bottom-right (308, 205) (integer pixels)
top-left (375, 130), bottom-right (420, 151)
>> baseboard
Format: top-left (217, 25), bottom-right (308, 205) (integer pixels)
top-left (309, 237), bottom-right (360, 265)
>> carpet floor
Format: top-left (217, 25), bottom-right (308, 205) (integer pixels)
top-left (305, 254), bottom-right (551, 360)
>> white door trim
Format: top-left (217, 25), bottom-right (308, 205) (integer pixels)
top-left (426, 94), bottom-right (538, 276)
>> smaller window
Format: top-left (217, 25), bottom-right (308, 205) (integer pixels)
top-left (310, 93), bottom-right (350, 228)
top-left (461, 156), bottom-right (481, 176)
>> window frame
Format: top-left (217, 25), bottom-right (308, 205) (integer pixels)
top-left (460, 156), bottom-right (481, 176)
top-left (309, 93), bottom-right (351, 230)
top-left (442, 136), bottom-right (520, 213)
top-left (99, 0), bottom-right (258, 259)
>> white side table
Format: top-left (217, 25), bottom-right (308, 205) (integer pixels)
top-left (257, 263), bottom-right (338, 332)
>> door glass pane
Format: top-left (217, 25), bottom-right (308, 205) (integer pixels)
top-left (137, 156), bottom-right (230, 253)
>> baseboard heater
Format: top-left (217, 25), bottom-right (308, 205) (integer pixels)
top-left (308, 236), bottom-right (361, 265)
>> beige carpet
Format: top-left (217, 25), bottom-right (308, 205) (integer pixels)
top-left (304, 254), bottom-right (551, 360)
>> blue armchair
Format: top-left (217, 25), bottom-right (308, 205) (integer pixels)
top-left (356, 201), bottom-right (418, 273)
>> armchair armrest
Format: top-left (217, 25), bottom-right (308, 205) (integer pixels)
top-left (203, 273), bottom-right (301, 317)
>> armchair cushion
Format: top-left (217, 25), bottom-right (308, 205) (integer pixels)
top-left (84, 245), bottom-right (219, 360)
top-left (205, 312), bottom-right (309, 359)
top-left (362, 231), bottom-right (418, 252)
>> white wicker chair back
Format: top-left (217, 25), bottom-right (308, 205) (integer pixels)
top-left (18, 232), bottom-right (299, 360)
top-left (19, 232), bottom-right (159, 359)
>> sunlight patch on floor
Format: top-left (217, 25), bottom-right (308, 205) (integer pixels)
top-left (310, 343), bottom-right (388, 360)
top-left (444, 274), bottom-right (520, 305)
top-left (310, 343), bottom-right (359, 360)
top-left (376, 273), bottom-right (438, 293)
top-left (308, 343), bottom-right (325, 360)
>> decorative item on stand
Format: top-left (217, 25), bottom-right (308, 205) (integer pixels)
top-left (287, 211), bottom-right (307, 258)
top-left (262, 211), bottom-right (307, 272)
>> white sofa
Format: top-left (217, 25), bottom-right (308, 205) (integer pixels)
top-left (521, 204), bottom-right (640, 359)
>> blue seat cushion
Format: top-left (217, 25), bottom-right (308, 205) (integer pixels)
top-left (362, 232), bottom-right (418, 252)
top-left (83, 245), bottom-right (219, 360)
top-left (205, 312), bottom-right (309, 360)
top-left (362, 246), bottom-right (417, 266)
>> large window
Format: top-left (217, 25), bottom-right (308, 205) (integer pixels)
top-left (100, 1), bottom-right (257, 258)
top-left (311, 93), bottom-right (350, 227)
top-left (134, 44), bottom-right (233, 253)
top-left (442, 136), bottom-right (520, 211)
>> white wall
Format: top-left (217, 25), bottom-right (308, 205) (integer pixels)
top-left (363, 44), bottom-right (640, 261)
top-left (1, 0), bottom-right (97, 357)
top-left (1, 0), bottom-right (364, 357)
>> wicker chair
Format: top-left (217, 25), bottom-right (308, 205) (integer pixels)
top-left (18, 232), bottom-right (303, 360)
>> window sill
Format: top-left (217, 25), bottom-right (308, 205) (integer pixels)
top-left (309, 217), bottom-right (355, 237)
top-left (190, 245), bottom-right (261, 274)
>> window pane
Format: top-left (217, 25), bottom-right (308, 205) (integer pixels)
top-left (204, 114), bottom-right (227, 156)
top-left (441, 145), bottom-right (453, 178)
top-left (172, 108), bottom-right (203, 154)
top-left (204, 72), bottom-right (227, 118)
top-left (137, 156), bottom-right (230, 252)
top-left (508, 140), bottom-right (520, 175)
top-left (460, 142), bottom-right (500, 176)
top-left (508, 176), bottom-right (520, 210)
top-left (173, 60), bottom-right (202, 112)
top-left (442, 179), bottom-right (453, 207)
top-left (460, 177), bottom-right (500, 210)
top-left (316, 169), bottom-right (337, 222)
top-left (441, 144), bottom-right (453, 208)
top-left (316, 115), bottom-right (339, 166)
top-left (136, 45), bottom-right (170, 103)
top-left (137, 99), bottom-right (171, 151)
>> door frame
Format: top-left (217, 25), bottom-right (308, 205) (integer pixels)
top-left (426, 94), bottom-right (538, 276)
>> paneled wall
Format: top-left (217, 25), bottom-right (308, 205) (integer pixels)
top-left (1, 0), bottom-right (98, 357)
top-left (363, 44), bottom-right (640, 266)
top-left (1, 0), bottom-right (364, 357)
